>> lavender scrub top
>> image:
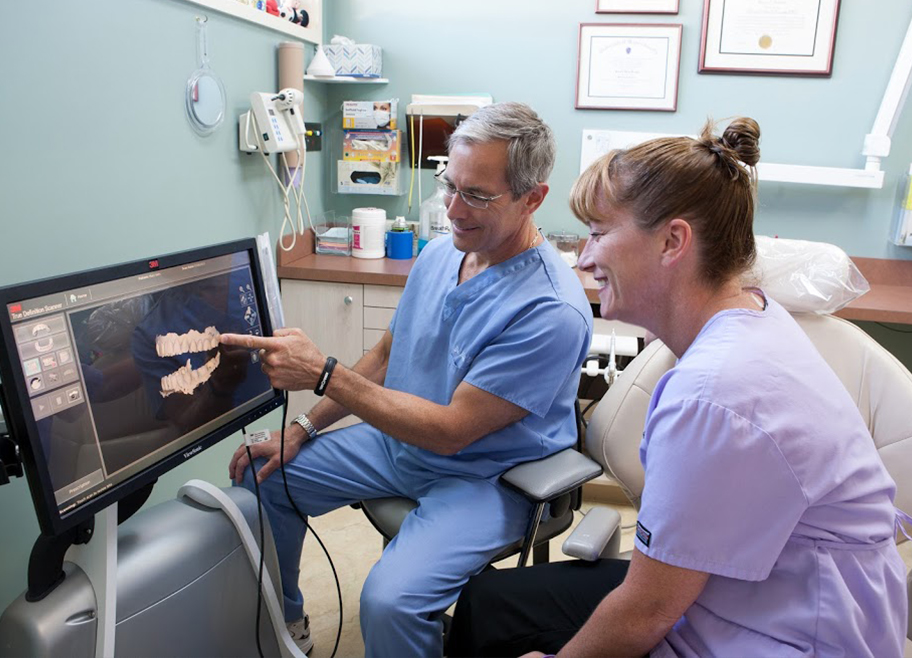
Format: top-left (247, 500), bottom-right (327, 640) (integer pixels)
top-left (638, 295), bottom-right (909, 658)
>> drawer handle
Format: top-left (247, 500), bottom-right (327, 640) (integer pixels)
top-left (344, 295), bottom-right (353, 306)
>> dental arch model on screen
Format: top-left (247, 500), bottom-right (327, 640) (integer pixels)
top-left (155, 326), bottom-right (222, 398)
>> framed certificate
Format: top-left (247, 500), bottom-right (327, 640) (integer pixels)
top-left (596, 0), bottom-right (679, 13)
top-left (699, 0), bottom-right (841, 75)
top-left (576, 23), bottom-right (683, 112)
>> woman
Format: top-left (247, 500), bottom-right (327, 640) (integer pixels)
top-left (446, 118), bottom-right (908, 658)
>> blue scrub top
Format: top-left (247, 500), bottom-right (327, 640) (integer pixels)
top-left (384, 235), bottom-right (592, 479)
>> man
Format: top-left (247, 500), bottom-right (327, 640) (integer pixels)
top-left (221, 102), bottom-right (592, 657)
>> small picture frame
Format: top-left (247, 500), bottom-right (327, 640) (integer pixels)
top-left (576, 23), bottom-right (683, 112)
top-left (699, 0), bottom-right (841, 76)
top-left (596, 0), bottom-right (679, 14)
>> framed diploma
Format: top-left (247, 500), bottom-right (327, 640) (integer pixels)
top-left (596, 0), bottom-right (679, 13)
top-left (699, 0), bottom-right (841, 75)
top-left (576, 23), bottom-right (683, 112)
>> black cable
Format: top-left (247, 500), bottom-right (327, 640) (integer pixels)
top-left (243, 426), bottom-right (266, 658)
top-left (875, 321), bottom-right (912, 334)
top-left (581, 399), bottom-right (599, 418)
top-left (279, 393), bottom-right (344, 658)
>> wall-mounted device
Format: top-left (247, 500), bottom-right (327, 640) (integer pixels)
top-left (239, 90), bottom-right (304, 155)
top-left (405, 94), bottom-right (492, 169)
top-left (238, 89), bottom-right (320, 252)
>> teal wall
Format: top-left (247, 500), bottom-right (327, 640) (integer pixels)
top-left (1, 0), bottom-right (911, 618)
top-left (0, 0), bottom-right (328, 610)
top-left (324, 0), bottom-right (912, 262)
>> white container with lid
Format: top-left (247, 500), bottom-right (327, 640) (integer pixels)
top-left (351, 207), bottom-right (387, 259)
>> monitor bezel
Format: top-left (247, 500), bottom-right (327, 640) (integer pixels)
top-left (0, 239), bottom-right (283, 537)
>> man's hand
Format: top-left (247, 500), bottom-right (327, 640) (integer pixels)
top-left (229, 425), bottom-right (309, 484)
top-left (221, 328), bottom-right (325, 391)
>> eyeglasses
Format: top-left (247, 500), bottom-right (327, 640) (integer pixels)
top-left (435, 173), bottom-right (505, 210)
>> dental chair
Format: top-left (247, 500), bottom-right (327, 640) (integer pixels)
top-left (565, 311), bottom-right (912, 651)
top-left (360, 400), bottom-right (604, 568)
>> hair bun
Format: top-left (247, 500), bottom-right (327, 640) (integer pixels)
top-left (721, 117), bottom-right (761, 167)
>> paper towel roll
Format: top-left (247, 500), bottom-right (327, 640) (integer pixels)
top-left (277, 42), bottom-right (305, 168)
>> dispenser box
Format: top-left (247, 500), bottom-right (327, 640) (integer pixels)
top-left (342, 100), bottom-right (398, 130)
top-left (343, 130), bottom-right (400, 163)
top-left (337, 160), bottom-right (400, 195)
top-left (323, 44), bottom-right (382, 78)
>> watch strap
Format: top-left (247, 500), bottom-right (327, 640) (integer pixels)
top-left (292, 413), bottom-right (318, 440)
top-left (314, 356), bottom-right (337, 396)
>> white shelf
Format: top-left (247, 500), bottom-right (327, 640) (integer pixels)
top-left (757, 163), bottom-right (885, 189)
top-left (176, 0), bottom-right (322, 45)
top-left (303, 75), bottom-right (388, 84)
top-left (581, 130), bottom-right (887, 190)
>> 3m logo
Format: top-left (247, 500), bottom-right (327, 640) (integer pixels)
top-left (10, 304), bottom-right (21, 313)
top-left (149, 260), bottom-right (160, 270)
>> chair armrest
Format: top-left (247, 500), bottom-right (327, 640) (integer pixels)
top-left (501, 449), bottom-right (603, 503)
top-left (562, 507), bottom-right (622, 561)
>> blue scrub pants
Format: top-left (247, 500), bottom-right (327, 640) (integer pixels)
top-left (240, 422), bottom-right (532, 658)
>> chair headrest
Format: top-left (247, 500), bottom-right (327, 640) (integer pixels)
top-left (743, 236), bottom-right (870, 314)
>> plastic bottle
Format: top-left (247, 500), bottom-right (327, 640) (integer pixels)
top-left (351, 207), bottom-right (387, 259)
top-left (418, 156), bottom-right (450, 253)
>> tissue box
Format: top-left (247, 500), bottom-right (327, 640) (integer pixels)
top-left (323, 44), bottom-right (382, 78)
top-left (337, 160), bottom-right (400, 195)
top-left (342, 100), bottom-right (398, 130)
top-left (343, 130), bottom-right (400, 162)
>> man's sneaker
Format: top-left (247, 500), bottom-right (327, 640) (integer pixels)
top-left (286, 614), bottom-right (314, 654)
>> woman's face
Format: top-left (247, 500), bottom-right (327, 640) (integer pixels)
top-left (577, 203), bottom-right (661, 324)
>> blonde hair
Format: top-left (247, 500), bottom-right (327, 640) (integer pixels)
top-left (571, 117), bottom-right (761, 285)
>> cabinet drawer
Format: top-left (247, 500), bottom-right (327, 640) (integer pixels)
top-left (363, 328), bottom-right (386, 351)
top-left (364, 284), bottom-right (403, 309)
top-left (364, 306), bottom-right (395, 330)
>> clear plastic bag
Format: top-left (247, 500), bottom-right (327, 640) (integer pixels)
top-left (743, 236), bottom-right (870, 314)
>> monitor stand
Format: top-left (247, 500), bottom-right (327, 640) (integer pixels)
top-left (7, 481), bottom-right (306, 658)
top-left (66, 505), bottom-right (118, 658)
top-left (24, 479), bottom-right (156, 658)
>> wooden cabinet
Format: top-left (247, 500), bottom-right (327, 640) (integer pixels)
top-left (280, 279), bottom-right (403, 427)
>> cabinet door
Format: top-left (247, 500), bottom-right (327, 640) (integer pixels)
top-left (280, 280), bottom-right (364, 426)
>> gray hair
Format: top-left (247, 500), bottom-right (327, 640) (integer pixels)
top-left (448, 102), bottom-right (556, 199)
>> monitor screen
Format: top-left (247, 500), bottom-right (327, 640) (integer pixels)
top-left (0, 239), bottom-right (282, 536)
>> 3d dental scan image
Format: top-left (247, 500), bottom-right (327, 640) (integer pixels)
top-left (63, 267), bottom-right (273, 476)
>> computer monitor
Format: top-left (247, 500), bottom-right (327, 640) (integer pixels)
top-left (0, 239), bottom-right (283, 537)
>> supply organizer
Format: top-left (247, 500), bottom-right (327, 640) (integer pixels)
top-left (333, 99), bottom-right (403, 196)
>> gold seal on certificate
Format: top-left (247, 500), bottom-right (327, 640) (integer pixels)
top-left (700, 0), bottom-right (841, 76)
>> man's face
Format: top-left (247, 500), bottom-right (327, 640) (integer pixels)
top-left (442, 141), bottom-right (532, 257)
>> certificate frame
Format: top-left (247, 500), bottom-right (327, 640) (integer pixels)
top-left (699, 0), bottom-right (841, 76)
top-left (576, 23), bottom-right (683, 112)
top-left (596, 0), bottom-right (679, 14)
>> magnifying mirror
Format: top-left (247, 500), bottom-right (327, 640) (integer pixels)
top-left (186, 16), bottom-right (226, 136)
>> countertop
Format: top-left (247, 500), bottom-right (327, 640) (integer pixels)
top-left (276, 235), bottom-right (912, 325)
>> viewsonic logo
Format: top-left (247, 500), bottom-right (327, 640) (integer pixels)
top-left (182, 445), bottom-right (202, 460)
